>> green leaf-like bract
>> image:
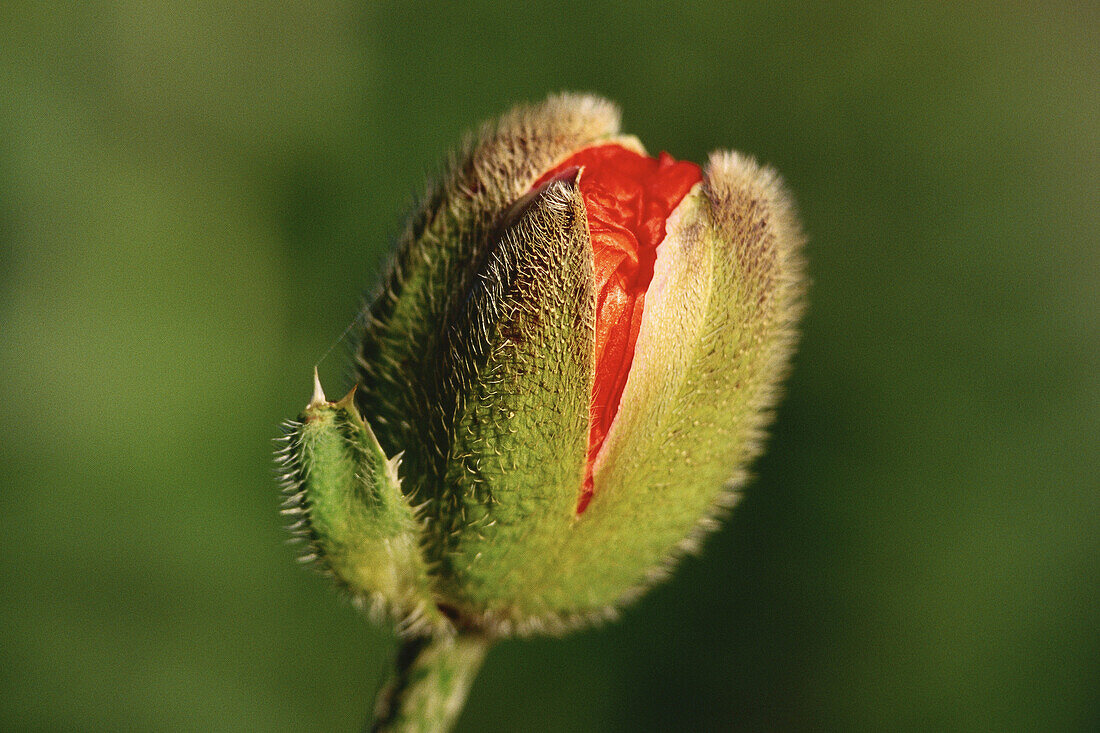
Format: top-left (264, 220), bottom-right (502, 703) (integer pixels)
top-left (278, 395), bottom-right (445, 633)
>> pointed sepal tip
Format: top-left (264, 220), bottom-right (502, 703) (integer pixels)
top-left (308, 366), bottom-right (327, 409)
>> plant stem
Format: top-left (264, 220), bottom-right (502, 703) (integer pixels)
top-left (370, 632), bottom-right (491, 733)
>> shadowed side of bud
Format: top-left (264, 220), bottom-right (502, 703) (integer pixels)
top-left (277, 376), bottom-right (445, 634)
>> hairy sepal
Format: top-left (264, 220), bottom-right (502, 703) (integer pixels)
top-left (277, 386), bottom-right (446, 634)
top-left (435, 175), bottom-right (596, 632)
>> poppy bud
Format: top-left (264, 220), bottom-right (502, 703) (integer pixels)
top-left (281, 93), bottom-right (804, 636)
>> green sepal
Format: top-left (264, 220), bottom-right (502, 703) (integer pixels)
top-left (277, 372), bottom-right (446, 634)
top-left (436, 174), bottom-right (595, 631)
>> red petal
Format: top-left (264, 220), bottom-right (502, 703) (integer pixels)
top-left (531, 145), bottom-right (702, 514)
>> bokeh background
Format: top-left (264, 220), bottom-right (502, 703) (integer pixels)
top-left (1, 2), bottom-right (1097, 731)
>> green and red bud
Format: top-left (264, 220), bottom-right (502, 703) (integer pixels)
top-left (281, 93), bottom-right (804, 635)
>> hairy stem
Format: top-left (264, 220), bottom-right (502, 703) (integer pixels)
top-left (370, 633), bottom-right (490, 733)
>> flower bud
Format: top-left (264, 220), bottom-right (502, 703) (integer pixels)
top-left (281, 94), bottom-right (804, 635)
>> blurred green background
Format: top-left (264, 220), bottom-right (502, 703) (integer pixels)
top-left (1, 2), bottom-right (1097, 731)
